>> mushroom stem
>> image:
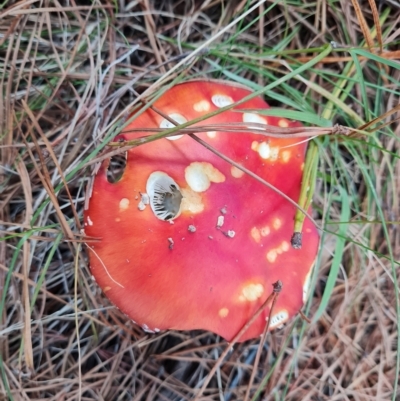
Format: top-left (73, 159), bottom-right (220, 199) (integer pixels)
top-left (292, 140), bottom-right (319, 248)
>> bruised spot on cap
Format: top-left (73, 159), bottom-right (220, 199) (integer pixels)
top-left (239, 283), bottom-right (264, 302)
top-left (278, 119), bottom-right (289, 128)
top-left (273, 218), bottom-right (282, 230)
top-left (266, 249), bottom-right (277, 263)
top-left (231, 165), bottom-right (245, 178)
top-left (282, 151), bottom-right (291, 163)
top-left (119, 198), bottom-right (130, 211)
top-left (281, 241), bottom-right (289, 252)
top-left (261, 226), bottom-right (270, 237)
top-left (266, 241), bottom-right (289, 263)
top-left (251, 227), bottom-right (261, 243)
top-left (219, 307), bottom-right (229, 318)
top-left (193, 100), bottom-right (211, 112)
top-left (180, 187), bottom-right (204, 214)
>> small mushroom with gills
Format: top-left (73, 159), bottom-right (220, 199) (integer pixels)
top-left (84, 80), bottom-right (320, 342)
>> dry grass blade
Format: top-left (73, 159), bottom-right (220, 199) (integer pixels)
top-left (367, 0), bottom-right (383, 52)
top-left (15, 160), bottom-right (34, 371)
top-left (244, 285), bottom-right (281, 401)
top-left (20, 100), bottom-right (75, 240)
top-left (0, 262), bottom-right (102, 324)
top-left (356, 103), bottom-right (400, 133)
top-left (350, 0), bottom-right (375, 51)
top-left (139, 0), bottom-right (167, 72)
top-left (110, 123), bottom-right (346, 142)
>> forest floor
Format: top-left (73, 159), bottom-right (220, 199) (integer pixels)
top-left (1, 1), bottom-right (399, 400)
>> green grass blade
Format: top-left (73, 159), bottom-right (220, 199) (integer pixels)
top-left (349, 50), bottom-right (370, 121)
top-left (313, 186), bottom-right (350, 322)
top-left (0, 354), bottom-right (14, 401)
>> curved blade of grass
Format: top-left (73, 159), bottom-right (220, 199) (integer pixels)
top-left (313, 185), bottom-right (350, 322)
top-left (349, 50), bottom-right (371, 121)
top-left (353, 48), bottom-right (400, 70)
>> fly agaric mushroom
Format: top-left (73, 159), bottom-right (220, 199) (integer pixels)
top-left (84, 80), bottom-right (319, 342)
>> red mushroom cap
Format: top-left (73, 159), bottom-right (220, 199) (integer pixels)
top-left (84, 80), bottom-right (319, 342)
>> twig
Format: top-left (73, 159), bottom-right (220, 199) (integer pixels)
top-left (192, 281), bottom-right (282, 401)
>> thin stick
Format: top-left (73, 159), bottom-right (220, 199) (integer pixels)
top-left (109, 99), bottom-right (322, 231)
top-left (74, 244), bottom-right (82, 401)
top-left (108, 123), bottom-right (350, 147)
top-left (192, 281), bottom-right (282, 401)
top-left (189, 134), bottom-right (321, 232)
top-left (244, 281), bottom-right (282, 401)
